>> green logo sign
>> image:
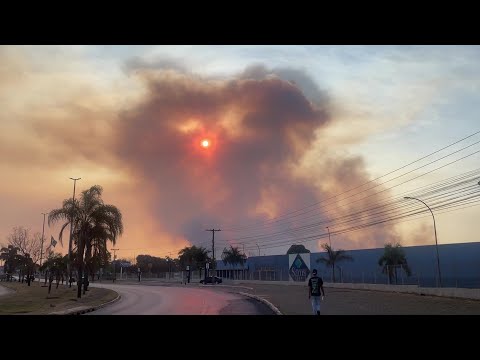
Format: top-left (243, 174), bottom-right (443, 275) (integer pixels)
top-left (289, 254), bottom-right (310, 281)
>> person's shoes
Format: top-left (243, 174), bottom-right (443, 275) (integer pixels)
top-left (316, 311), bottom-right (320, 315)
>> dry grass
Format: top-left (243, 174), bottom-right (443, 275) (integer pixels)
top-left (0, 281), bottom-right (117, 315)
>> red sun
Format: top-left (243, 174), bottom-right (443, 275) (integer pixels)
top-left (201, 139), bottom-right (210, 148)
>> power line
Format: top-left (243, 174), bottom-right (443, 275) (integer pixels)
top-left (129, 173), bottom-right (480, 259)
top-left (227, 174), bottom-right (480, 249)
top-left (221, 130), bottom-right (480, 231)
top-left (220, 150), bottom-right (480, 245)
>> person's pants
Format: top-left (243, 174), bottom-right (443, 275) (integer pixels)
top-left (311, 296), bottom-right (321, 315)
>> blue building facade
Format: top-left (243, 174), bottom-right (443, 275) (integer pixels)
top-left (215, 242), bottom-right (480, 288)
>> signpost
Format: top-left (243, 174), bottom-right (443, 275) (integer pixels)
top-left (205, 262), bottom-right (209, 284)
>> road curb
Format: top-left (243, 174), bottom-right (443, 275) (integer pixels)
top-left (50, 292), bottom-right (121, 315)
top-left (239, 291), bottom-right (282, 315)
top-left (201, 284), bottom-right (254, 291)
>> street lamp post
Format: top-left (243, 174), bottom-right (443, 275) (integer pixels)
top-left (404, 196), bottom-right (442, 287)
top-left (40, 212), bottom-right (48, 283)
top-left (40, 212), bottom-right (48, 269)
top-left (67, 177), bottom-right (81, 287)
top-left (256, 243), bottom-right (260, 256)
top-left (326, 226), bottom-right (332, 248)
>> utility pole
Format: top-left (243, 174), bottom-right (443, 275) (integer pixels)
top-left (40, 212), bottom-right (48, 269)
top-left (112, 248), bottom-right (119, 282)
top-left (67, 177), bottom-right (81, 287)
top-left (206, 229), bottom-right (221, 281)
top-left (326, 226), bottom-right (332, 248)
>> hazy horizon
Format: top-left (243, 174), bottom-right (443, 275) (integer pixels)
top-left (1, 45), bottom-right (479, 260)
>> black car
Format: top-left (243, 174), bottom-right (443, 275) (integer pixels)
top-left (200, 276), bottom-right (222, 284)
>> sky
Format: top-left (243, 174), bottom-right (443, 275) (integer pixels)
top-left (1, 45), bottom-right (479, 261)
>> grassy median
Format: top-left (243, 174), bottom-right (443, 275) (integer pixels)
top-left (0, 281), bottom-right (118, 315)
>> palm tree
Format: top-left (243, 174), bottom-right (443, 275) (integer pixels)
top-left (193, 246), bottom-right (210, 279)
top-left (316, 243), bottom-right (353, 283)
top-left (83, 222), bottom-right (117, 289)
top-left (0, 245), bottom-right (22, 281)
top-left (222, 246), bottom-right (247, 279)
top-left (378, 243), bottom-right (411, 284)
top-left (86, 239), bottom-right (110, 282)
top-left (49, 185), bottom-right (123, 298)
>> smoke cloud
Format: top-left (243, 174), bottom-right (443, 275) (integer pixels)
top-left (113, 63), bottom-right (399, 253)
top-left (0, 48), bottom-right (403, 255)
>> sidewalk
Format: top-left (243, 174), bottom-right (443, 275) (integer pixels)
top-left (228, 282), bottom-right (480, 315)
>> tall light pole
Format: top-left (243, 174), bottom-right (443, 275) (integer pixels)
top-left (40, 212), bottom-right (48, 269)
top-left (326, 226), bottom-right (332, 248)
top-left (256, 243), bottom-right (260, 256)
top-left (112, 248), bottom-right (119, 282)
top-left (67, 177), bottom-right (81, 286)
top-left (404, 196), bottom-right (442, 287)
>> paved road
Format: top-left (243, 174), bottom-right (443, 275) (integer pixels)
top-left (88, 283), bottom-right (274, 315)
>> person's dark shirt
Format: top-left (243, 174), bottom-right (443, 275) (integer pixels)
top-left (308, 275), bottom-right (323, 296)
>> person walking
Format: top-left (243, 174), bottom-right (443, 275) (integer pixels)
top-left (308, 269), bottom-right (325, 315)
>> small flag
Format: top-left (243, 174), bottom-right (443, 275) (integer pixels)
top-left (50, 236), bottom-right (57, 247)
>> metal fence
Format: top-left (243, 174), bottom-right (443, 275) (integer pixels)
top-left (108, 267), bottom-right (480, 288)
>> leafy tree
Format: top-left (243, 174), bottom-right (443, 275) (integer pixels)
top-left (378, 243), bottom-right (412, 284)
top-left (40, 253), bottom-right (67, 294)
top-left (21, 253), bottom-right (35, 286)
top-left (7, 226), bottom-right (43, 265)
top-left (286, 244), bottom-right (310, 254)
top-left (316, 243), bottom-right (353, 283)
top-left (178, 246), bottom-right (211, 278)
top-left (49, 185), bottom-right (123, 298)
top-left (137, 255), bottom-right (172, 274)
